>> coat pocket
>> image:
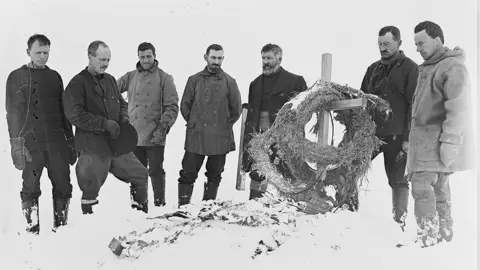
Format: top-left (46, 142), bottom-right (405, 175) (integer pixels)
top-left (413, 124), bottom-right (441, 161)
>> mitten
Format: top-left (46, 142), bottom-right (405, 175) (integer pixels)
top-left (440, 142), bottom-right (460, 168)
top-left (10, 137), bottom-right (32, 170)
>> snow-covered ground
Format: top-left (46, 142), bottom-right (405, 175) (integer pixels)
top-left (0, 0), bottom-right (478, 269)
top-left (0, 146), bottom-right (477, 270)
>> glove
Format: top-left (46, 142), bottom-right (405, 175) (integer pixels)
top-left (120, 116), bottom-right (130, 124)
top-left (150, 122), bottom-right (169, 145)
top-left (10, 137), bottom-right (32, 170)
top-left (103, 119), bottom-right (120, 139)
top-left (440, 142), bottom-right (460, 168)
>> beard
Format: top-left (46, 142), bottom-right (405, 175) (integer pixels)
top-left (262, 63), bottom-right (280, 75)
top-left (208, 64), bottom-right (221, 73)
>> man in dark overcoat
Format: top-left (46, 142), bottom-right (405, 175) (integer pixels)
top-left (63, 40), bottom-right (149, 214)
top-left (242, 43), bottom-right (308, 200)
top-left (5, 34), bottom-right (76, 234)
top-left (178, 44), bottom-right (242, 206)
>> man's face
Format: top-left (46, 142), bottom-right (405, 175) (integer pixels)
top-left (204, 49), bottom-right (224, 73)
top-left (27, 40), bottom-right (50, 68)
top-left (262, 51), bottom-right (280, 75)
top-left (378, 32), bottom-right (400, 59)
top-left (138, 49), bottom-right (155, 70)
top-left (414, 30), bottom-right (440, 60)
top-left (89, 45), bottom-right (111, 74)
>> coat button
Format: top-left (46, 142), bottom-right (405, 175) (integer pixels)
top-left (204, 124), bottom-right (207, 126)
top-left (136, 104), bottom-right (138, 107)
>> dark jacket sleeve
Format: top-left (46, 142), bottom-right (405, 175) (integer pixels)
top-left (180, 75), bottom-right (196, 122)
top-left (5, 72), bottom-right (26, 139)
top-left (161, 73), bottom-right (179, 128)
top-left (227, 77), bottom-right (242, 124)
top-left (360, 65), bottom-right (372, 93)
top-left (403, 62), bottom-right (418, 141)
top-left (295, 76), bottom-right (308, 93)
top-left (54, 71), bottom-right (74, 139)
top-left (63, 77), bottom-right (106, 132)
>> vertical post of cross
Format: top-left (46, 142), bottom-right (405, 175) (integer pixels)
top-left (318, 53), bottom-right (332, 147)
top-left (315, 53), bottom-right (332, 180)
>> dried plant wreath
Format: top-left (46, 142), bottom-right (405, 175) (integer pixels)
top-left (247, 80), bottom-right (391, 212)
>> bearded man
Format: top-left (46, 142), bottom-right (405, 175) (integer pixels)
top-left (241, 43), bottom-right (308, 200)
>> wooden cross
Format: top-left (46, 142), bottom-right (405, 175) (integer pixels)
top-left (315, 53), bottom-right (367, 179)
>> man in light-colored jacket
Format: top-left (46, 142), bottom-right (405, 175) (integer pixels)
top-left (409, 21), bottom-right (474, 248)
top-left (117, 42), bottom-right (179, 207)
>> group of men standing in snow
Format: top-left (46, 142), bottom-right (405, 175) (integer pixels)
top-left (5, 20), bottom-right (473, 248)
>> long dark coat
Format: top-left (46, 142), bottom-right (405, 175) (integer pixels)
top-left (242, 67), bottom-right (307, 171)
top-left (180, 67), bottom-right (242, 156)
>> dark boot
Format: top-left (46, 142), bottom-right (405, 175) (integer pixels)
top-left (53, 198), bottom-right (70, 230)
top-left (392, 187), bottom-right (409, 231)
top-left (202, 181), bottom-right (219, 201)
top-left (249, 189), bottom-right (265, 200)
top-left (178, 183), bottom-right (194, 207)
top-left (415, 214), bottom-right (439, 248)
top-left (81, 200), bottom-right (98, 215)
top-left (437, 201), bottom-right (453, 243)
top-left (130, 186), bottom-right (148, 213)
top-left (22, 199), bottom-right (40, 235)
top-left (152, 174), bottom-right (166, 207)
